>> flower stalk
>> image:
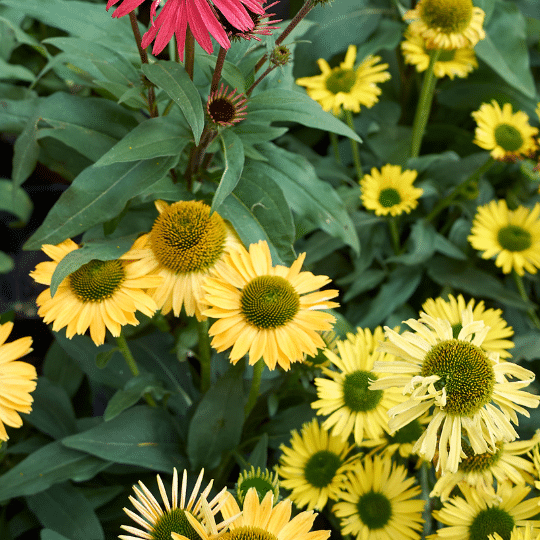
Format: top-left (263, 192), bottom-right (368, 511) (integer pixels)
top-left (244, 359), bottom-right (264, 419)
top-left (410, 48), bottom-right (441, 158)
top-left (344, 110), bottom-right (362, 182)
top-left (211, 46), bottom-right (228, 94)
top-left (198, 319), bottom-right (212, 393)
top-left (512, 270), bottom-right (540, 329)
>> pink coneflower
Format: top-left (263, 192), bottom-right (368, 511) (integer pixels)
top-left (216, 0), bottom-right (281, 41)
top-left (207, 84), bottom-right (247, 126)
top-left (107, 0), bottom-right (264, 60)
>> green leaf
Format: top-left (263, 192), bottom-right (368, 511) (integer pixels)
top-left (0, 251), bottom-right (14, 274)
top-left (256, 144), bottom-right (359, 253)
top-left (356, 266), bottom-right (423, 327)
top-left (96, 116), bottom-right (190, 166)
top-left (35, 93), bottom-right (138, 162)
top-left (43, 341), bottom-right (84, 398)
top-left (427, 256), bottom-right (532, 309)
top-left (62, 406), bottom-right (186, 472)
top-left (475, 0), bottom-right (535, 98)
top-left (142, 61), bottom-right (204, 144)
top-left (211, 130), bottom-right (244, 214)
top-left (49, 234), bottom-right (137, 296)
top-left (512, 332), bottom-right (540, 361)
top-left (25, 378), bottom-right (77, 440)
top-left (95, 348), bottom-right (117, 369)
top-left (104, 374), bottom-right (166, 421)
top-left (433, 231), bottom-right (467, 260)
top-left (195, 53), bottom-right (246, 93)
top-left (0, 441), bottom-right (109, 500)
top-left (41, 530), bottom-right (72, 540)
top-left (0, 57), bottom-right (35, 82)
top-left (187, 365), bottom-right (244, 470)
top-left (12, 114), bottom-right (40, 189)
top-left (0, 179), bottom-right (32, 225)
top-left (247, 89), bottom-right (361, 141)
top-left (220, 169), bottom-right (295, 265)
top-left (24, 155), bottom-right (178, 250)
top-left (27, 483), bottom-right (104, 540)
top-left (386, 220), bottom-right (436, 265)
top-left (246, 433), bottom-right (268, 470)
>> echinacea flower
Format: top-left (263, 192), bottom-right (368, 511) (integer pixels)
top-left (202, 240), bottom-right (339, 371)
top-left (120, 468), bottom-right (230, 540)
top-left (217, 488), bottom-right (331, 540)
top-left (472, 101), bottom-right (539, 161)
top-left (370, 308), bottom-right (539, 473)
top-left (296, 45), bottom-right (391, 116)
top-left (216, 0), bottom-right (280, 41)
top-left (30, 239), bottom-right (161, 346)
top-left (107, 0), bottom-right (264, 60)
top-left (277, 419), bottom-right (358, 511)
top-left (235, 466), bottom-right (279, 505)
top-left (404, 0), bottom-right (486, 50)
top-left (311, 327), bottom-right (405, 445)
top-left (207, 84), bottom-right (247, 127)
top-left (401, 27), bottom-right (478, 79)
top-left (0, 322), bottom-right (36, 441)
top-left (468, 200), bottom-right (540, 276)
top-left (432, 482), bottom-right (540, 540)
top-left (122, 200), bottom-right (242, 321)
top-left (431, 434), bottom-right (540, 501)
top-left (332, 455), bottom-right (424, 540)
top-left (421, 294), bottom-right (514, 359)
top-left (360, 164), bottom-right (423, 217)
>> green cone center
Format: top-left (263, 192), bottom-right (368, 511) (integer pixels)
top-left (357, 490), bottom-right (392, 530)
top-left (151, 508), bottom-right (202, 540)
top-left (497, 224), bottom-right (532, 252)
top-left (222, 526), bottom-right (278, 540)
top-left (150, 201), bottom-right (227, 274)
top-left (468, 507), bottom-right (515, 540)
top-left (379, 188), bottom-right (402, 208)
top-left (69, 259), bottom-right (125, 302)
top-left (494, 124), bottom-right (524, 152)
top-left (241, 275), bottom-right (300, 329)
top-left (304, 450), bottom-right (342, 488)
top-left (343, 371), bottom-right (383, 412)
top-left (420, 0), bottom-right (473, 33)
top-left (326, 68), bottom-right (356, 94)
top-left (420, 339), bottom-right (495, 416)
top-left (237, 470), bottom-right (278, 503)
top-left (459, 442), bottom-right (502, 473)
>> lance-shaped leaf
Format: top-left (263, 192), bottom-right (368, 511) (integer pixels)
top-left (143, 61), bottom-right (204, 144)
top-left (211, 130), bottom-right (244, 213)
top-left (24, 155), bottom-right (178, 250)
top-left (247, 89), bottom-right (361, 141)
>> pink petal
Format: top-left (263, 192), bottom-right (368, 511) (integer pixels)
top-left (190, 0), bottom-right (230, 50)
top-left (212, 0), bottom-right (254, 30)
top-left (110, 0), bottom-right (146, 17)
top-left (147, 0), bottom-right (180, 54)
top-left (174, 5), bottom-right (189, 60)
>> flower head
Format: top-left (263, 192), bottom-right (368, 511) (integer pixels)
top-left (332, 455), bottom-right (424, 540)
top-left (404, 0), bottom-right (486, 50)
top-left (236, 466), bottom-right (279, 505)
top-left (109, 0), bottom-right (264, 60)
top-left (360, 164), bottom-right (423, 217)
top-left (220, 488), bottom-right (330, 540)
top-left (216, 0), bottom-right (280, 41)
top-left (432, 482), bottom-right (540, 540)
top-left (296, 45), bottom-right (391, 116)
top-left (472, 101), bottom-right (539, 161)
top-left (370, 308), bottom-right (539, 473)
top-left (207, 85), bottom-right (247, 127)
top-left (120, 468), bottom-right (230, 540)
top-left (431, 435), bottom-right (540, 501)
top-left (30, 239), bottom-right (161, 346)
top-left (202, 240), bottom-right (339, 371)
top-left (468, 200), bottom-right (540, 276)
top-left (277, 418), bottom-right (358, 511)
top-left (122, 200), bottom-right (242, 320)
top-left (0, 322), bottom-right (36, 441)
top-left (421, 294), bottom-right (514, 358)
top-left (401, 26), bottom-right (478, 79)
top-left (311, 327), bottom-right (405, 446)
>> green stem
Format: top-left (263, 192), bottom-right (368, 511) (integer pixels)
top-left (244, 359), bottom-right (264, 419)
top-left (185, 27), bottom-right (195, 81)
top-left (198, 319), bottom-right (212, 393)
top-left (388, 216), bottom-right (401, 255)
top-left (344, 109), bottom-right (362, 182)
top-left (116, 333), bottom-right (157, 407)
top-left (410, 49), bottom-right (441, 158)
top-left (420, 461), bottom-right (433, 537)
top-left (425, 157), bottom-right (494, 223)
top-left (330, 132), bottom-right (342, 165)
top-left (512, 271), bottom-right (540, 329)
top-left (210, 46), bottom-right (228, 95)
